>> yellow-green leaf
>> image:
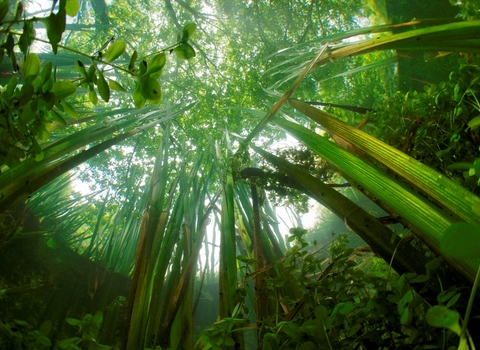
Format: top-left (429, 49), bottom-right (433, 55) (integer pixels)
top-left (65, 0), bottom-right (80, 17)
top-left (51, 81), bottom-right (76, 100)
top-left (40, 13), bottom-right (64, 54)
top-left (86, 64), bottom-right (96, 81)
top-left (61, 101), bottom-right (78, 119)
top-left (40, 61), bottom-right (52, 86)
top-left (75, 60), bottom-right (86, 76)
top-left (148, 97), bottom-right (162, 106)
top-left (104, 41), bottom-right (126, 63)
top-left (138, 76), bottom-right (161, 101)
top-left (50, 110), bottom-right (67, 125)
top-left (183, 22), bottom-right (197, 38)
top-left (474, 158), bottom-right (480, 175)
top-left (426, 305), bottom-right (461, 336)
top-left (467, 116), bottom-right (480, 130)
top-left (21, 53), bottom-right (41, 78)
top-left (108, 79), bottom-right (126, 92)
top-left (35, 152), bottom-right (45, 162)
top-left (37, 125), bottom-right (50, 142)
top-left (133, 87), bottom-right (146, 109)
top-left (146, 53), bottom-right (166, 75)
top-left (128, 50), bottom-right (138, 72)
top-left (181, 22), bottom-right (197, 42)
top-left (174, 43), bottom-right (196, 60)
top-left (89, 89), bottom-right (98, 105)
top-left (137, 60), bottom-right (147, 76)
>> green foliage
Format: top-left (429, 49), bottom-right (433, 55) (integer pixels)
top-left (5, 2), bottom-right (480, 350)
top-left (441, 221), bottom-right (480, 259)
top-left (426, 305), bottom-right (461, 335)
top-left (0, 1), bottom-right (196, 168)
top-left (254, 145), bottom-right (338, 213)
top-left (59, 312), bottom-right (111, 350)
top-left (0, 319), bottom-right (52, 350)
top-left (195, 317), bottom-right (248, 350)
top-left (370, 57), bottom-right (480, 194)
top-left (452, 0), bottom-right (480, 20)
top-left (275, 243), bottom-right (465, 349)
top-left (174, 43), bottom-right (196, 60)
top-left (199, 231), bottom-right (474, 350)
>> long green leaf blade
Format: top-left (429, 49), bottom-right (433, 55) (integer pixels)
top-left (271, 117), bottom-right (477, 280)
top-left (288, 98), bottom-right (480, 227)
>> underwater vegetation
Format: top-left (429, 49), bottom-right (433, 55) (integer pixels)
top-left (0, 0), bottom-right (480, 349)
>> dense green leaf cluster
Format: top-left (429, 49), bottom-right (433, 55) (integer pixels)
top-left (0, 0), bottom-right (196, 169)
top-left (198, 233), bottom-right (472, 350)
top-left (3, 1), bottom-right (480, 350)
top-left (369, 56), bottom-right (480, 194)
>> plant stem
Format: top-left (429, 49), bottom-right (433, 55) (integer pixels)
top-left (31, 36), bottom-right (134, 75)
top-left (8, 30), bottom-right (177, 77)
top-left (460, 263), bottom-right (480, 339)
top-left (323, 324), bottom-right (334, 350)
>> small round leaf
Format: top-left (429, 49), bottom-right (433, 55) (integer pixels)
top-left (441, 222), bottom-right (480, 259)
top-left (174, 43), bottom-right (196, 60)
top-left (138, 76), bottom-right (161, 101)
top-left (183, 22), bottom-right (197, 37)
top-left (66, 0), bottom-right (80, 17)
top-left (180, 22), bottom-right (197, 42)
top-left (51, 81), bottom-right (76, 100)
top-left (426, 305), bottom-right (461, 336)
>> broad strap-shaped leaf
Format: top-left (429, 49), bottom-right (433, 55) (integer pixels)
top-left (288, 98), bottom-right (480, 227)
top-left (311, 20), bottom-right (480, 70)
top-left (272, 116), bottom-right (478, 281)
top-left (252, 146), bottom-right (429, 276)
